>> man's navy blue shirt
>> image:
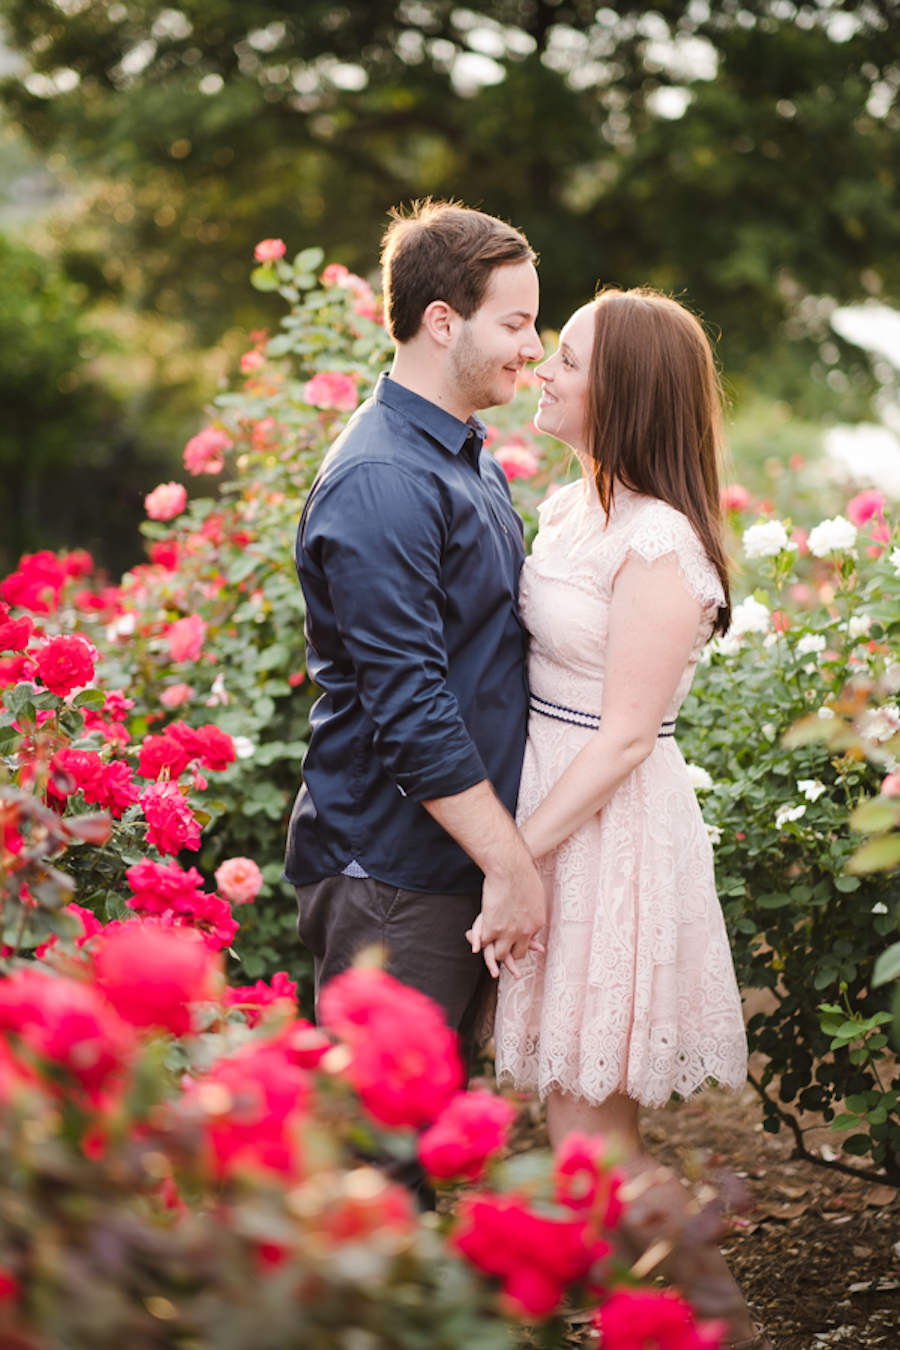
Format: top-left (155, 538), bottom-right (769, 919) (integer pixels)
top-left (283, 374), bottom-right (529, 895)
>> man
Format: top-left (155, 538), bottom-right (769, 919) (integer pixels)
top-left (284, 199), bottom-right (545, 1044)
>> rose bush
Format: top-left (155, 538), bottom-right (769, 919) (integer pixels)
top-left (0, 776), bottom-right (721, 1348)
top-left (678, 497), bottom-right (900, 1180)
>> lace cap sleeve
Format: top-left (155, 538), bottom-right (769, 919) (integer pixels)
top-left (616, 500), bottom-right (725, 612)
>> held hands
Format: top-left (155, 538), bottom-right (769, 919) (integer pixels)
top-left (465, 857), bottom-right (546, 979)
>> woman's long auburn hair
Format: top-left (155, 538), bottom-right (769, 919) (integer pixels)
top-left (584, 287), bottom-right (731, 634)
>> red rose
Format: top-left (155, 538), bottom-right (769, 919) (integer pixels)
top-left (225, 971), bottom-right (298, 1028)
top-left (35, 633), bottom-right (97, 697)
top-left (419, 1089), bottom-right (517, 1181)
top-left (125, 857), bottom-right (209, 916)
top-left (0, 614), bottom-right (34, 652)
top-left (93, 920), bottom-right (222, 1037)
top-left (1, 550), bottom-right (67, 613)
top-left (555, 1132), bottom-right (626, 1229)
top-left (138, 732), bottom-right (192, 781)
top-left (140, 781), bottom-right (202, 854)
top-left (181, 1035), bottom-right (309, 1180)
top-left (319, 967), bottom-right (463, 1128)
top-left (0, 968), bottom-right (136, 1105)
top-left (594, 1290), bottom-right (724, 1350)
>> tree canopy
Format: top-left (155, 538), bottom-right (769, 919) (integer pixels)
top-left (1, 0), bottom-right (896, 377)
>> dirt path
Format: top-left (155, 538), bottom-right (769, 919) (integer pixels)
top-left (489, 1069), bottom-right (899, 1348)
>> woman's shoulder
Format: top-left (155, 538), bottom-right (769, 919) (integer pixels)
top-left (620, 494), bottom-right (724, 608)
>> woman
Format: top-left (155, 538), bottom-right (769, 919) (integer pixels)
top-left (469, 288), bottom-right (771, 1350)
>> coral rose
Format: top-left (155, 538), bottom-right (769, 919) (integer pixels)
top-left (183, 426), bottom-right (231, 475)
top-left (494, 441), bottom-right (540, 481)
top-left (254, 238), bottom-right (286, 262)
top-left (215, 856), bottom-right (264, 904)
top-left (145, 481), bottom-right (187, 520)
top-left (166, 613), bottom-right (207, 663)
top-left (35, 633), bottom-right (97, 697)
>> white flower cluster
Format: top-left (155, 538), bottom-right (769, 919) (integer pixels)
top-left (686, 763), bottom-right (714, 791)
top-left (730, 596), bottom-right (770, 637)
top-left (807, 515), bottom-right (858, 557)
top-left (797, 779), bottom-right (827, 802)
top-left (795, 633), bottom-right (827, 656)
top-left (847, 614), bottom-right (872, 640)
top-left (775, 803), bottom-right (807, 829)
top-left (742, 520), bottom-right (796, 559)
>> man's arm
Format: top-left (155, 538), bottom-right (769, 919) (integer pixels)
top-left (423, 780), bottom-right (544, 973)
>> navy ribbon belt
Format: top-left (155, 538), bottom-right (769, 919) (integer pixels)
top-left (530, 693), bottom-right (676, 738)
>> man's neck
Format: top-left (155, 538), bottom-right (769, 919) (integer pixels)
top-left (388, 352), bottom-right (474, 424)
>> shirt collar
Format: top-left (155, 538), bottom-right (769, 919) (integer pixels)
top-left (375, 374), bottom-right (486, 456)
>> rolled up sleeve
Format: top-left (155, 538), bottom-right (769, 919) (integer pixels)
top-left (304, 462), bottom-right (488, 801)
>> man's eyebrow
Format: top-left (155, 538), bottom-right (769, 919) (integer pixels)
top-left (502, 310), bottom-right (535, 320)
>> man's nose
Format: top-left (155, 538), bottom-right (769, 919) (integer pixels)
top-left (521, 328), bottom-right (544, 362)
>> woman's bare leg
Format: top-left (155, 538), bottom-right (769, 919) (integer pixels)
top-left (546, 1089), bottom-right (757, 1345)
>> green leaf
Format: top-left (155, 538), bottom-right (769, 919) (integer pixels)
top-left (294, 246), bottom-right (324, 273)
top-left (842, 1133), bottom-right (872, 1156)
top-left (873, 942), bottom-right (900, 988)
top-left (71, 688), bottom-right (107, 710)
top-left (833, 875), bottom-right (861, 893)
top-left (850, 797), bottom-right (900, 833)
top-left (757, 892), bottom-right (792, 909)
top-left (250, 265), bottom-right (279, 292)
top-left (846, 835), bottom-right (900, 875)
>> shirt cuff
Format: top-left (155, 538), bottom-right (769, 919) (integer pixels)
top-left (396, 746), bottom-right (488, 803)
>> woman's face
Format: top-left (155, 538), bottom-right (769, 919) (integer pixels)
top-left (533, 303), bottom-right (595, 454)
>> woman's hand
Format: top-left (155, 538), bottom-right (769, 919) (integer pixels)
top-left (465, 911), bottom-right (545, 979)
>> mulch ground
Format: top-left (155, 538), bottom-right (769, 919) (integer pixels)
top-left (467, 1060), bottom-right (900, 1349)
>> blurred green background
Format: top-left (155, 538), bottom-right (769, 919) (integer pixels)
top-left (2, 0), bottom-right (898, 574)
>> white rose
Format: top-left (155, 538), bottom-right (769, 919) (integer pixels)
top-left (730, 596), bottom-right (771, 637)
top-left (817, 706), bottom-right (836, 720)
top-left (847, 615), bottom-right (872, 640)
top-left (232, 736), bottom-right (256, 760)
top-left (797, 779), bottom-right (827, 802)
top-left (105, 611), bottom-right (136, 641)
top-left (872, 902), bottom-right (888, 915)
top-left (775, 803), bottom-right (807, 828)
top-left (742, 520), bottom-right (795, 559)
top-left (706, 824), bottom-right (723, 845)
top-left (796, 633), bottom-right (827, 655)
top-left (861, 703), bottom-right (900, 744)
top-left (711, 632), bottom-right (741, 657)
top-left (890, 547), bottom-right (900, 578)
top-left (883, 661), bottom-right (900, 694)
top-left (807, 515), bottom-right (858, 557)
top-left (761, 722), bottom-right (777, 741)
top-left (686, 763), bottom-right (714, 791)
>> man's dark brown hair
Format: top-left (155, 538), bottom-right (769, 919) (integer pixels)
top-left (380, 199), bottom-right (536, 343)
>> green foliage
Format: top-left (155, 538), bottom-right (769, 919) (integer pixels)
top-left (0, 0), bottom-right (896, 390)
top-left (679, 515), bottom-right (900, 1180)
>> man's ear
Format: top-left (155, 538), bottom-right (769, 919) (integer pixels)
top-left (420, 299), bottom-right (458, 348)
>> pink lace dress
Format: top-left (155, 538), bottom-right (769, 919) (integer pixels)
top-left (494, 481), bottom-right (748, 1108)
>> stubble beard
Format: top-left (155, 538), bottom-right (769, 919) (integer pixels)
top-left (449, 326), bottom-right (509, 414)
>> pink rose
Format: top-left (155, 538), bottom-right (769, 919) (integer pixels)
top-left (93, 921), bottom-right (222, 1037)
top-left (183, 426), bottom-right (231, 476)
top-left (320, 263), bottom-right (351, 286)
top-left (160, 682), bottom-right (195, 709)
top-left (240, 350), bottom-right (265, 374)
top-left (145, 481), bottom-right (187, 521)
top-left (303, 370), bottom-right (359, 412)
top-left (215, 856), bottom-right (264, 905)
top-left (846, 489), bottom-right (885, 527)
top-left (880, 772), bottom-right (900, 797)
top-left (721, 484), bottom-right (751, 512)
top-left (494, 442), bottom-right (540, 482)
top-left (254, 238), bottom-right (286, 262)
top-left (167, 614), bottom-right (207, 664)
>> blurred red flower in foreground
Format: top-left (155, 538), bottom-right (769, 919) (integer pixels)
top-left (93, 920), bottom-right (222, 1037)
top-left (319, 967), bottom-right (463, 1127)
